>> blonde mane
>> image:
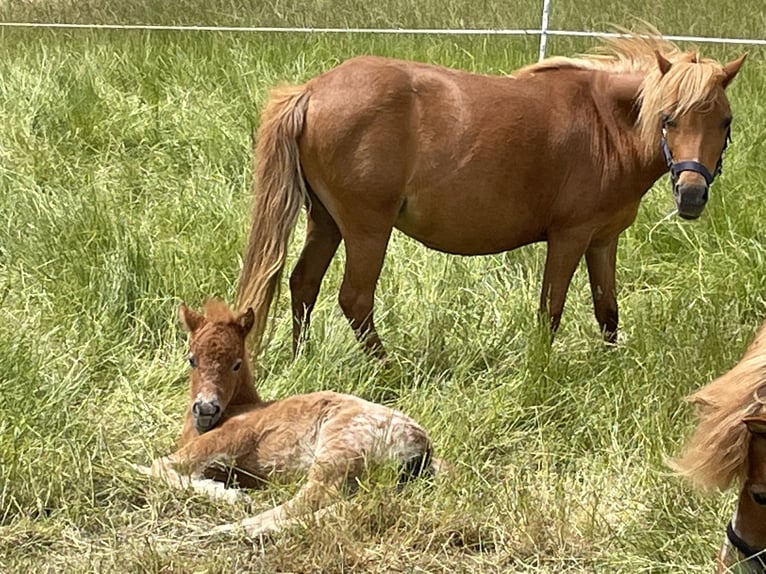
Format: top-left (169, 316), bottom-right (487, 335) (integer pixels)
top-left (516, 34), bottom-right (731, 157)
top-left (202, 299), bottom-right (237, 324)
top-left (671, 321), bottom-right (766, 491)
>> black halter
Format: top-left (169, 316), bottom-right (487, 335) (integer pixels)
top-left (727, 520), bottom-right (766, 570)
top-left (659, 117), bottom-right (732, 186)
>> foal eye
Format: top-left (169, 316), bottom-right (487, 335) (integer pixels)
top-left (664, 118), bottom-right (677, 129)
top-left (232, 359), bottom-right (242, 372)
top-left (722, 117), bottom-right (733, 129)
top-left (188, 354), bottom-right (197, 368)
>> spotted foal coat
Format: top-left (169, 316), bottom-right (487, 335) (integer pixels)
top-left (137, 300), bottom-right (436, 537)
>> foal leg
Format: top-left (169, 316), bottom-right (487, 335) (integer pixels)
top-left (289, 198), bottom-right (342, 356)
top-left (338, 231), bottom-right (393, 359)
top-left (540, 232), bottom-right (592, 335)
top-left (137, 456), bottom-right (248, 504)
top-left (585, 238), bottom-right (619, 343)
top-left (212, 461), bottom-right (353, 538)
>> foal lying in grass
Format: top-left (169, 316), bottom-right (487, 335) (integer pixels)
top-left (137, 300), bottom-right (438, 537)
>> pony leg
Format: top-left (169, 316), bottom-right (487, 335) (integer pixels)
top-left (338, 232), bottom-right (392, 358)
top-left (540, 232), bottom-right (592, 335)
top-left (585, 238), bottom-right (619, 343)
top-left (139, 456), bottom-right (249, 504)
top-left (212, 465), bottom-right (347, 537)
top-left (289, 197), bottom-right (342, 356)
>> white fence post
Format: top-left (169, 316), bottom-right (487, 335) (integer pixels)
top-left (538, 0), bottom-right (553, 61)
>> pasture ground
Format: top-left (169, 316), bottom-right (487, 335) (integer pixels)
top-left (1, 1), bottom-right (765, 572)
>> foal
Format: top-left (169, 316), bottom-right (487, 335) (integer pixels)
top-left (137, 300), bottom-right (437, 537)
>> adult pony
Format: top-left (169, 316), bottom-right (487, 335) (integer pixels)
top-left (672, 320), bottom-right (766, 571)
top-left (136, 300), bottom-right (438, 537)
top-left (236, 35), bottom-right (746, 357)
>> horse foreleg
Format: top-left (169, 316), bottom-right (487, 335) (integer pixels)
top-left (540, 233), bottom-right (592, 335)
top-left (138, 453), bottom-right (249, 505)
top-left (338, 231), bottom-right (392, 359)
top-left (289, 198), bottom-right (342, 357)
top-left (585, 238), bottom-right (619, 343)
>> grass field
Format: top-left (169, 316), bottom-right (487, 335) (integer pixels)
top-left (1, 2), bottom-right (765, 572)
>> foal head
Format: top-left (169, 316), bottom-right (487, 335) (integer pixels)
top-left (179, 300), bottom-right (255, 433)
top-left (721, 414), bottom-right (766, 572)
top-left (641, 50), bottom-right (746, 220)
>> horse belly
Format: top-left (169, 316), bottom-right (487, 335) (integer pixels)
top-left (395, 188), bottom-right (546, 255)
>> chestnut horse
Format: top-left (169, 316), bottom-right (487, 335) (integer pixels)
top-left (236, 35), bottom-right (746, 357)
top-left (672, 320), bottom-right (766, 571)
top-left (136, 300), bottom-right (438, 537)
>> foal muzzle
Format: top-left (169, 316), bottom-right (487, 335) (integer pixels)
top-left (192, 397), bottom-right (222, 433)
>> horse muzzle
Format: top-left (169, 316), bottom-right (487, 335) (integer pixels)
top-left (674, 181), bottom-right (709, 220)
top-left (192, 397), bottom-right (222, 433)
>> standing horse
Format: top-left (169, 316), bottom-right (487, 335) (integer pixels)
top-left (672, 320), bottom-right (766, 571)
top-left (137, 300), bottom-right (438, 537)
top-left (236, 35), bottom-right (745, 357)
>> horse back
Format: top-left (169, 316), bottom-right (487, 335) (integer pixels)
top-left (296, 57), bottom-right (640, 253)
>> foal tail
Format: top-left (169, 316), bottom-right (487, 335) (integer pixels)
top-left (236, 85), bottom-right (311, 355)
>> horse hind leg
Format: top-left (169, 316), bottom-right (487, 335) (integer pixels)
top-left (289, 194), bottom-right (342, 356)
top-left (397, 447), bottom-right (434, 489)
top-left (338, 230), bottom-right (393, 359)
top-left (212, 462), bottom-right (349, 538)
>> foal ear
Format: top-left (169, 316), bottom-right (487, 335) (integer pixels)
top-left (722, 53), bottom-right (747, 88)
top-left (178, 302), bottom-right (205, 333)
top-left (744, 414), bottom-right (766, 436)
top-left (237, 308), bottom-right (255, 335)
top-left (655, 51), bottom-right (672, 76)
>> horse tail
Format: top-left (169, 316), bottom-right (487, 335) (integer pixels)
top-left (236, 85), bottom-right (311, 356)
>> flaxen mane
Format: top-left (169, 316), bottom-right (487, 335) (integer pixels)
top-left (517, 34), bottom-right (733, 157)
top-left (671, 322), bottom-right (766, 491)
top-left (202, 299), bottom-right (237, 324)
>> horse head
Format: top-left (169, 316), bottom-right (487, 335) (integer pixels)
top-left (720, 414), bottom-right (766, 572)
top-left (178, 300), bottom-right (255, 433)
top-left (649, 51), bottom-right (746, 220)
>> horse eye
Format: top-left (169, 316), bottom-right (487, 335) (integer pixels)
top-left (722, 116), bottom-right (733, 129)
top-left (664, 118), bottom-right (677, 129)
top-left (188, 354), bottom-right (197, 368)
top-left (752, 491), bottom-right (766, 506)
top-left (232, 359), bottom-right (242, 372)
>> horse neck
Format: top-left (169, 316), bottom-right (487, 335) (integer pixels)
top-left (595, 71), bottom-right (668, 190)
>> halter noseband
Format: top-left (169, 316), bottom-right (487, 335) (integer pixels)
top-left (727, 520), bottom-right (766, 570)
top-left (659, 117), bottom-right (732, 186)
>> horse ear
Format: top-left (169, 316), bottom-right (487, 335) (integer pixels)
top-left (722, 53), bottom-right (747, 88)
top-left (655, 51), bottom-right (672, 76)
top-left (237, 308), bottom-right (255, 335)
top-left (744, 415), bottom-right (766, 436)
top-left (178, 302), bottom-right (204, 333)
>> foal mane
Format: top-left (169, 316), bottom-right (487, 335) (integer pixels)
top-left (671, 322), bottom-right (766, 491)
top-left (202, 299), bottom-right (238, 325)
top-left (517, 33), bottom-right (732, 157)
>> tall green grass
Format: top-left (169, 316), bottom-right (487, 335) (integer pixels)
top-left (0, 2), bottom-right (765, 572)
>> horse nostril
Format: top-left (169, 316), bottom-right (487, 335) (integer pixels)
top-left (192, 399), bottom-right (221, 417)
